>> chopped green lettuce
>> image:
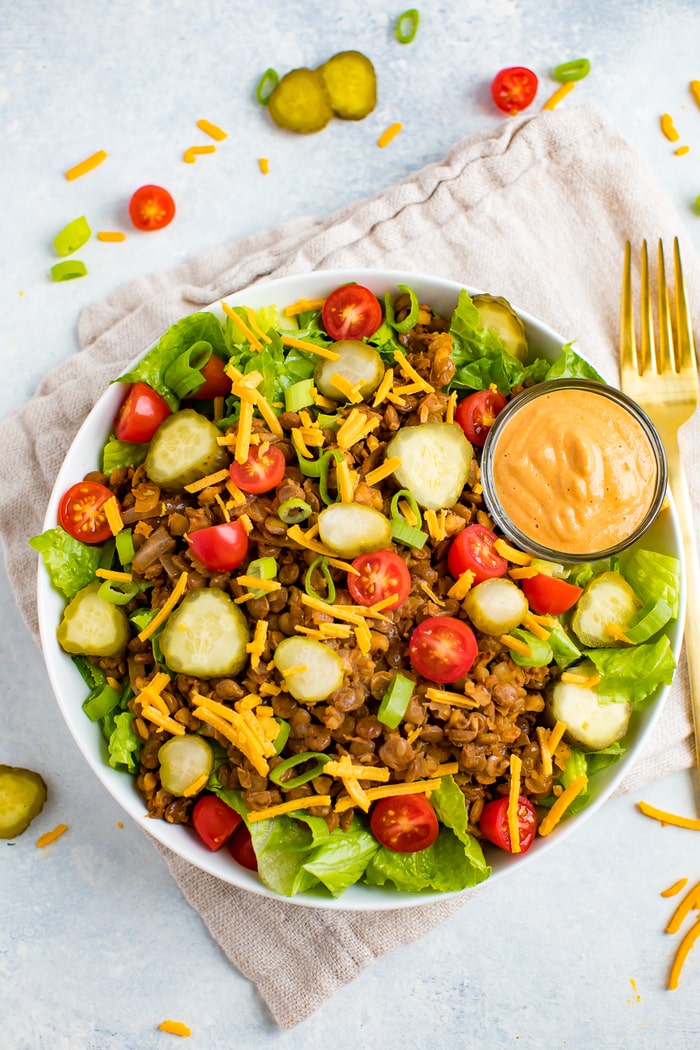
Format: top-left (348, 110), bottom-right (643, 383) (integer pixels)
top-left (623, 549), bottom-right (681, 642)
top-left (104, 711), bottom-right (141, 773)
top-left (585, 635), bottom-right (676, 705)
top-left (30, 527), bottom-right (100, 599)
top-left (102, 434), bottom-right (148, 474)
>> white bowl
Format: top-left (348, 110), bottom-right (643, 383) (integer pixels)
top-left (37, 269), bottom-right (685, 910)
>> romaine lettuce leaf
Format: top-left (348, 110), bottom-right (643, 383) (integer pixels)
top-left (101, 434), bottom-right (149, 474)
top-left (623, 549), bottom-right (681, 643)
top-left (585, 635), bottom-right (676, 705)
top-left (29, 526), bottom-right (100, 599)
top-left (104, 711), bottom-right (141, 773)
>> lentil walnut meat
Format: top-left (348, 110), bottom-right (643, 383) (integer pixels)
top-left (90, 306), bottom-right (561, 838)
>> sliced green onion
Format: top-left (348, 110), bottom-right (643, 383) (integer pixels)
top-left (129, 607), bottom-right (160, 632)
top-left (319, 449), bottom-right (345, 506)
top-left (553, 58), bottom-right (590, 83)
top-left (390, 488), bottom-right (423, 528)
top-left (272, 719), bottom-right (291, 755)
top-left (98, 579), bottom-right (140, 605)
top-left (378, 673), bottom-right (415, 729)
top-left (53, 216), bottom-right (91, 257)
top-left (256, 67), bottom-right (279, 105)
top-left (246, 555), bottom-right (278, 598)
top-left (51, 260), bottom-right (87, 281)
top-left (98, 537), bottom-right (116, 571)
top-left (297, 448), bottom-right (325, 477)
top-left (285, 378), bottom-right (315, 413)
top-left (384, 284), bottom-right (420, 333)
top-left (72, 654), bottom-right (106, 690)
top-left (391, 518), bottom-right (428, 550)
top-left (82, 681), bottom-right (122, 721)
top-left (396, 8), bottom-right (420, 44)
top-left (316, 412), bottom-right (340, 430)
top-left (268, 750), bottom-right (331, 789)
top-left (115, 528), bottom-right (135, 567)
top-left (305, 556), bottom-right (336, 604)
top-left (278, 498), bottom-right (312, 525)
top-left (507, 628), bottom-right (553, 668)
top-left (163, 341), bottom-right (213, 399)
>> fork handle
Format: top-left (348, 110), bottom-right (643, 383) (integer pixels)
top-left (665, 438), bottom-right (700, 776)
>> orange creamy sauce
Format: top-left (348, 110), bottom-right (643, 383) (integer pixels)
top-left (491, 388), bottom-right (656, 555)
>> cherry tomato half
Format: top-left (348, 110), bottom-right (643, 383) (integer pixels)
top-left (186, 519), bottom-right (249, 572)
top-left (491, 67), bottom-right (538, 115)
top-left (479, 795), bottom-right (537, 854)
top-left (447, 524), bottom-right (508, 585)
top-left (322, 283), bottom-right (383, 341)
top-left (455, 389), bottom-right (507, 447)
top-left (370, 794), bottom-right (439, 853)
top-left (229, 443), bottom-right (286, 494)
top-left (409, 615), bottom-right (478, 684)
top-left (521, 574), bottom-right (583, 615)
top-left (190, 355), bottom-right (232, 400)
top-left (192, 795), bottom-right (242, 852)
top-left (58, 481), bottom-right (117, 544)
top-left (128, 184), bottom-right (176, 231)
top-left (347, 550), bottom-right (411, 610)
top-left (114, 382), bottom-right (171, 444)
top-left (228, 822), bottom-right (258, 871)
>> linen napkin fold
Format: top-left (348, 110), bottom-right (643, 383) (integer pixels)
top-left (1, 102), bottom-right (699, 1028)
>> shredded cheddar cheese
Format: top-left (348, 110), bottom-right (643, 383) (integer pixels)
top-left (184, 144), bottom-right (216, 163)
top-left (424, 509), bottom-right (447, 542)
top-left (36, 824), bottom-right (69, 848)
top-left (425, 687), bottom-right (477, 708)
top-left (158, 1020), bottom-right (191, 1037)
top-left (538, 775), bottom-right (588, 836)
top-left (103, 496), bottom-right (123, 536)
top-left (284, 297), bottom-right (326, 316)
top-left (141, 705), bottom-right (185, 736)
top-left (547, 720), bottom-right (568, 755)
top-left (447, 570), bottom-right (475, 600)
top-left (377, 122), bottom-right (403, 148)
top-left (236, 575), bottom-right (281, 593)
top-left (184, 468), bottom-right (230, 493)
top-left (521, 613), bottom-right (551, 640)
top-left (235, 398), bottom-right (254, 465)
top-left (665, 880), bottom-right (700, 935)
top-left (137, 572), bottom-right (188, 642)
top-left (637, 801), bottom-right (700, 831)
top-left (336, 459), bottom-right (356, 503)
top-left (536, 726), bottom-right (553, 778)
top-left (246, 619), bottom-right (269, 671)
top-left (507, 753), bottom-right (523, 853)
top-left (669, 915), bottom-right (700, 990)
top-left (661, 113), bottom-right (680, 142)
top-left (197, 118), bottom-right (227, 140)
top-left (661, 878), bottom-right (689, 898)
top-left (334, 777), bottom-right (444, 812)
top-left (365, 456), bottom-right (402, 487)
top-left (675, 145), bottom-right (691, 156)
top-left (182, 773), bottom-right (208, 797)
top-left (354, 622), bottom-right (372, 655)
top-left (560, 670), bottom-right (601, 688)
top-left (248, 795), bottom-right (332, 822)
top-left (493, 539), bottom-right (531, 565)
top-left (220, 301), bottom-right (263, 350)
top-left (64, 149), bottom-right (107, 180)
top-left (542, 81), bottom-right (575, 110)
top-left (419, 581), bottom-right (444, 606)
top-left (281, 334), bottom-right (340, 360)
top-left (373, 368), bottom-right (395, 406)
top-left (392, 349), bottom-right (434, 393)
top-left (500, 633), bottom-right (531, 657)
top-left (445, 391), bottom-right (458, 425)
top-left (95, 568), bottom-right (133, 583)
top-left (97, 230), bottom-right (126, 242)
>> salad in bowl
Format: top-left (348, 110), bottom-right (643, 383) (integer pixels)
top-left (32, 270), bottom-right (683, 908)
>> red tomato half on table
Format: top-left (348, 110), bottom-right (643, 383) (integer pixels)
top-left (455, 389), bottom-right (507, 447)
top-left (228, 823), bottom-right (258, 871)
top-left (114, 382), bottom-right (171, 443)
top-left (409, 615), bottom-right (478, 684)
top-left (322, 284), bottom-right (383, 341)
top-left (229, 443), bottom-right (286, 494)
top-left (491, 67), bottom-right (538, 115)
top-left (190, 355), bottom-right (232, 400)
top-left (347, 550), bottom-right (411, 610)
top-left (186, 520), bottom-right (249, 572)
top-left (128, 184), bottom-right (176, 231)
top-left (447, 524), bottom-right (508, 585)
top-left (58, 481), bottom-right (117, 544)
top-left (370, 794), bottom-right (439, 853)
top-left (192, 795), bottom-right (242, 851)
top-left (521, 574), bottom-right (583, 615)
top-left (479, 795), bottom-right (537, 854)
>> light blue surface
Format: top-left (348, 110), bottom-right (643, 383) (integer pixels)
top-left (2, 2), bottom-right (700, 1047)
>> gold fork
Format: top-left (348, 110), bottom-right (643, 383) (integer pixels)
top-left (620, 238), bottom-right (700, 778)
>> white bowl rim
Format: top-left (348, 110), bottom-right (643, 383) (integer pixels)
top-left (36, 267), bottom-right (686, 911)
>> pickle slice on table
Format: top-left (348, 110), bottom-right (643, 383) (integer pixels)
top-left (267, 67), bottom-right (334, 133)
top-left (0, 765), bottom-right (48, 839)
top-left (318, 50), bottom-right (377, 120)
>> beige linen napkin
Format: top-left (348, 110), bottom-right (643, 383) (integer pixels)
top-left (1, 102), bottom-right (698, 1028)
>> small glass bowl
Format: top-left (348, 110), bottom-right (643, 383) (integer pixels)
top-left (480, 378), bottom-right (668, 563)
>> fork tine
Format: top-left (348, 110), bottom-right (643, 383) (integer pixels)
top-left (640, 240), bottom-right (657, 374)
top-left (620, 241), bottom-right (638, 375)
top-left (656, 240), bottom-right (675, 373)
top-left (673, 237), bottom-right (698, 375)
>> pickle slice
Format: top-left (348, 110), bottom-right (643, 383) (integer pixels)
top-left (268, 68), bottom-right (334, 134)
top-left (57, 581), bottom-right (130, 658)
top-left (0, 765), bottom-right (48, 839)
top-left (314, 340), bottom-right (385, 402)
top-left (159, 588), bottom-right (250, 677)
top-left (472, 294), bottom-right (528, 362)
top-left (319, 50), bottom-right (377, 120)
top-left (144, 409), bottom-right (228, 490)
